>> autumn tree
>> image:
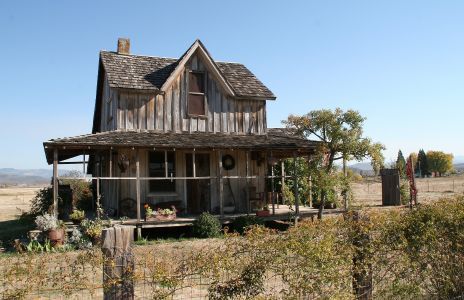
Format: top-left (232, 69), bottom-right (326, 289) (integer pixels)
top-left (396, 150), bottom-right (406, 178)
top-left (427, 151), bottom-right (454, 177)
top-left (415, 149), bottom-right (429, 177)
top-left (283, 108), bottom-right (384, 219)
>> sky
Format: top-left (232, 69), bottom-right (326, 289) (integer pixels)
top-left (0, 0), bottom-right (463, 169)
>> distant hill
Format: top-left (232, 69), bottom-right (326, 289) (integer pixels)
top-left (0, 168), bottom-right (76, 187)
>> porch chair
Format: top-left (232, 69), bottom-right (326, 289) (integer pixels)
top-left (248, 186), bottom-right (264, 212)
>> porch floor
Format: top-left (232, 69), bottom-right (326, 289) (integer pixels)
top-left (113, 205), bottom-right (345, 228)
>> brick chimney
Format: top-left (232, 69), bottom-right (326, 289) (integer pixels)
top-left (117, 38), bottom-right (130, 55)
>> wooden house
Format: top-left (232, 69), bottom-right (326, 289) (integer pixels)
top-left (43, 39), bottom-right (317, 224)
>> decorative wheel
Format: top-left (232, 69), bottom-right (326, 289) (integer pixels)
top-left (119, 197), bottom-right (137, 219)
top-left (222, 154), bottom-right (235, 170)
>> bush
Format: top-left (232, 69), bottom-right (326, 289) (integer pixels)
top-left (399, 182), bottom-right (410, 205)
top-left (232, 216), bottom-right (264, 235)
top-left (192, 212), bottom-right (222, 238)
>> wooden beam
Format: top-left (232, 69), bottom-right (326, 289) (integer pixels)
top-left (246, 151), bottom-right (250, 215)
top-left (281, 160), bottom-right (285, 207)
top-left (96, 177), bottom-right (100, 218)
top-left (218, 150), bottom-right (224, 218)
top-left (271, 151), bottom-right (275, 215)
top-left (109, 148), bottom-right (113, 177)
top-left (136, 150), bottom-right (141, 222)
top-left (293, 152), bottom-right (300, 218)
top-left (53, 149), bottom-right (58, 218)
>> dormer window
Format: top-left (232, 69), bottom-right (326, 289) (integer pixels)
top-left (188, 71), bottom-right (206, 116)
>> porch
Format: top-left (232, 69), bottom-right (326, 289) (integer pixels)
top-left (43, 130), bottom-right (319, 236)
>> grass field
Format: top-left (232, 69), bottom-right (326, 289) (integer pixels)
top-left (351, 174), bottom-right (464, 206)
top-left (0, 186), bottom-right (43, 222)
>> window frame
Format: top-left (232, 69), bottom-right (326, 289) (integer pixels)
top-left (187, 70), bottom-right (207, 118)
top-left (148, 150), bottom-right (176, 194)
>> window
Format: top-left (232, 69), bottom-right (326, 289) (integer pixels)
top-left (188, 71), bottom-right (206, 116)
top-left (149, 151), bottom-right (176, 193)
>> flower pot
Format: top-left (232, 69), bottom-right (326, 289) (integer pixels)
top-left (146, 213), bottom-right (176, 222)
top-left (47, 228), bottom-right (65, 247)
top-left (256, 210), bottom-right (270, 217)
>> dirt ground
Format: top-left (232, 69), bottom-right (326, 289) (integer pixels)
top-left (0, 186), bottom-right (44, 221)
top-left (351, 174), bottom-right (464, 206)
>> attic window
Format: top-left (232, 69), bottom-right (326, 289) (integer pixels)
top-left (188, 71), bottom-right (206, 116)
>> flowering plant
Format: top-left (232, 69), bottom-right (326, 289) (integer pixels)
top-left (144, 204), bottom-right (154, 216)
top-left (35, 213), bottom-right (59, 231)
top-left (157, 207), bottom-right (176, 216)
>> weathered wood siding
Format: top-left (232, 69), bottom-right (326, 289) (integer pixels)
top-left (101, 52), bottom-right (267, 134)
top-left (100, 149), bottom-right (266, 215)
top-left (100, 74), bottom-right (119, 131)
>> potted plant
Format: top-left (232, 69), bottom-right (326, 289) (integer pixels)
top-left (80, 218), bottom-right (104, 245)
top-left (145, 204), bottom-right (176, 221)
top-left (256, 204), bottom-right (270, 217)
top-left (35, 213), bottom-right (66, 247)
top-left (69, 209), bottom-right (85, 224)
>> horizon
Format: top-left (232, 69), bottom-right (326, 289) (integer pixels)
top-left (1, 1), bottom-right (463, 170)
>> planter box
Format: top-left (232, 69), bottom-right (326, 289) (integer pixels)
top-left (256, 210), bottom-right (270, 217)
top-left (146, 213), bottom-right (176, 222)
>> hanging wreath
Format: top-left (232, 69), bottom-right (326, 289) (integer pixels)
top-left (118, 154), bottom-right (130, 173)
top-left (222, 154), bottom-right (235, 171)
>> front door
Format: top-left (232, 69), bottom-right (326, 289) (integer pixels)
top-left (185, 153), bottom-right (211, 214)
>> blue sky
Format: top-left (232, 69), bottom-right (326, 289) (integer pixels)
top-left (1, 0), bottom-right (463, 169)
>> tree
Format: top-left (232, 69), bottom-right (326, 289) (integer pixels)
top-left (283, 108), bottom-right (385, 219)
top-left (427, 151), bottom-right (454, 177)
top-left (415, 149), bottom-right (429, 177)
top-left (396, 150), bottom-right (406, 178)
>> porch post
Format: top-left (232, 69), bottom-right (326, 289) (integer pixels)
top-left (246, 151), bottom-right (250, 215)
top-left (270, 151), bottom-right (275, 215)
top-left (109, 148), bottom-right (113, 177)
top-left (136, 149), bottom-right (142, 239)
top-left (53, 148), bottom-right (58, 218)
top-left (218, 150), bottom-right (224, 218)
top-left (308, 155), bottom-right (312, 208)
top-left (293, 152), bottom-right (300, 218)
top-left (281, 160), bottom-right (285, 207)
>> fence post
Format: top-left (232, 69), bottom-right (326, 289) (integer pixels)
top-left (346, 211), bottom-right (372, 300)
top-left (101, 226), bottom-right (135, 300)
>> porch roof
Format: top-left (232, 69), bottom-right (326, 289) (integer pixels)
top-left (43, 128), bottom-right (318, 164)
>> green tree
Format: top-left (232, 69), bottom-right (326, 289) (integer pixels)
top-left (427, 151), bottom-right (454, 177)
top-left (283, 108), bottom-right (384, 219)
top-left (415, 149), bottom-right (429, 177)
top-left (396, 150), bottom-right (406, 178)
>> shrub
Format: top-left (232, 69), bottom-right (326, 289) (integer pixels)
top-left (192, 212), bottom-right (222, 238)
top-left (232, 216), bottom-right (264, 235)
top-left (399, 182), bottom-right (410, 205)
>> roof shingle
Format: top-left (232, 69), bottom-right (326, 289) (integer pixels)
top-left (100, 51), bottom-right (275, 99)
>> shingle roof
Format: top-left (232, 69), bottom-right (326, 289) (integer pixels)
top-left (44, 129), bottom-right (317, 164)
top-left (100, 51), bottom-right (276, 99)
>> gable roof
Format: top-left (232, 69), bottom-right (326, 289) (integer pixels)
top-left (160, 39), bottom-right (235, 97)
top-left (99, 40), bottom-right (276, 99)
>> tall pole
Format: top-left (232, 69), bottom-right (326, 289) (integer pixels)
top-left (53, 148), bottom-right (59, 218)
top-left (136, 149), bottom-right (141, 240)
top-left (293, 152), bottom-right (299, 218)
top-left (343, 156), bottom-right (348, 210)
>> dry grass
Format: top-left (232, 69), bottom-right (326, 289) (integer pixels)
top-left (351, 174), bottom-right (464, 206)
top-left (0, 186), bottom-right (44, 222)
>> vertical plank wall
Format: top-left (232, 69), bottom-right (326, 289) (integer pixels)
top-left (108, 52), bottom-right (267, 135)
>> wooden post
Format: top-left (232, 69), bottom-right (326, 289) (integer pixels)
top-left (347, 211), bottom-right (373, 300)
top-left (218, 150), bottom-right (224, 218)
top-left (135, 150), bottom-right (141, 240)
top-left (97, 178), bottom-right (101, 218)
top-left (193, 148), bottom-right (196, 178)
top-left (246, 151), bottom-right (250, 215)
top-left (102, 226), bottom-right (135, 300)
top-left (293, 152), bottom-right (300, 218)
top-left (53, 148), bottom-right (58, 218)
top-left (109, 148), bottom-right (113, 177)
top-left (270, 152), bottom-right (275, 215)
top-left (343, 157), bottom-right (348, 210)
top-left (281, 160), bottom-right (285, 207)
